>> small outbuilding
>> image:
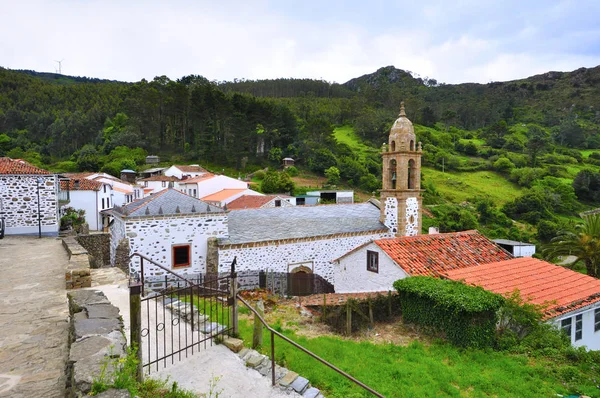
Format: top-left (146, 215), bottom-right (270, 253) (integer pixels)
top-left (492, 239), bottom-right (536, 257)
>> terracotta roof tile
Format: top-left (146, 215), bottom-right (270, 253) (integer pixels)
top-left (227, 195), bottom-right (279, 209)
top-left (445, 257), bottom-right (600, 319)
top-left (0, 157), bottom-right (51, 175)
top-left (140, 175), bottom-right (180, 182)
top-left (60, 179), bottom-right (103, 191)
top-left (174, 164), bottom-right (208, 173)
top-left (200, 189), bottom-right (247, 202)
top-left (180, 173), bottom-right (215, 184)
top-left (374, 230), bottom-right (512, 277)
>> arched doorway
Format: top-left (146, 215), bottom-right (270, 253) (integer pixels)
top-left (288, 264), bottom-right (314, 296)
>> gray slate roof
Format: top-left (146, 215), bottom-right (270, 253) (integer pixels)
top-left (223, 202), bottom-right (386, 244)
top-left (113, 189), bottom-right (224, 217)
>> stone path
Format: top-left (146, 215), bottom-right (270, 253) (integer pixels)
top-left (0, 236), bottom-right (70, 398)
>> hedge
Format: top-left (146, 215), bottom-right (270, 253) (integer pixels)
top-left (394, 276), bottom-right (504, 348)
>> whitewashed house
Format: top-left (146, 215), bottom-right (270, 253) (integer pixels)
top-left (139, 175), bottom-right (181, 196)
top-left (164, 164), bottom-right (208, 179)
top-left (0, 157), bottom-right (61, 236)
top-left (445, 257), bottom-right (600, 351)
top-left (178, 174), bottom-right (248, 199)
top-left (61, 176), bottom-right (113, 231)
top-left (333, 230), bottom-right (512, 293)
top-left (108, 189), bottom-right (227, 278)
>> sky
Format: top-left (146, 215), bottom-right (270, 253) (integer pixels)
top-left (1, 0), bottom-right (599, 85)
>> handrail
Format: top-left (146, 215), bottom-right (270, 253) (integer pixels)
top-left (236, 295), bottom-right (385, 398)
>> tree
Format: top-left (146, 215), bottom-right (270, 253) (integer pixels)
top-left (543, 214), bottom-right (600, 278)
top-left (526, 126), bottom-right (550, 167)
top-left (325, 166), bottom-right (341, 185)
top-left (261, 171), bottom-right (295, 194)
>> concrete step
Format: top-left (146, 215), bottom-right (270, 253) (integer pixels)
top-left (290, 376), bottom-right (310, 395)
top-left (303, 386), bottom-right (321, 398)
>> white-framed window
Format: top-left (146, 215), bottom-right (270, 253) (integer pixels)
top-left (561, 317), bottom-right (572, 338)
top-left (162, 181), bottom-right (166, 187)
top-left (101, 198), bottom-right (105, 210)
top-left (595, 308), bottom-right (600, 333)
top-left (172, 244), bottom-right (191, 268)
top-left (367, 250), bottom-right (379, 273)
top-left (575, 314), bottom-right (583, 341)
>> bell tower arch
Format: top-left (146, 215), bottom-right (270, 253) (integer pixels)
top-left (380, 102), bottom-right (423, 236)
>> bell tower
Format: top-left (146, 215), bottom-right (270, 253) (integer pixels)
top-left (380, 101), bottom-right (423, 236)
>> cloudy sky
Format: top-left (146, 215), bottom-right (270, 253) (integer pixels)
top-left (1, 0), bottom-right (599, 84)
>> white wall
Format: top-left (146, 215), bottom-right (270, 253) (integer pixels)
top-left (0, 174), bottom-right (60, 236)
top-left (513, 245), bottom-right (536, 257)
top-left (122, 214), bottom-right (229, 278)
top-left (334, 242), bottom-right (409, 293)
top-left (164, 166), bottom-right (205, 179)
top-left (551, 303), bottom-right (600, 351)
top-left (69, 191), bottom-right (100, 230)
top-left (218, 231), bottom-right (391, 284)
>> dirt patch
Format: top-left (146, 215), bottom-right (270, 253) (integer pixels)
top-left (240, 296), bottom-right (430, 346)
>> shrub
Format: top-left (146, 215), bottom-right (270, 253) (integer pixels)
top-left (394, 277), bottom-right (504, 348)
top-left (493, 157), bottom-right (515, 173)
top-left (284, 166), bottom-right (298, 177)
top-left (60, 207), bottom-right (86, 230)
top-left (325, 166), bottom-right (341, 185)
top-left (253, 170), bottom-right (266, 180)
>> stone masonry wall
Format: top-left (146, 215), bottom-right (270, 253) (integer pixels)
top-left (218, 229), bottom-right (392, 284)
top-left (123, 213), bottom-right (228, 278)
top-left (62, 237), bottom-right (92, 289)
top-left (77, 233), bottom-right (110, 268)
top-left (0, 174), bottom-right (59, 235)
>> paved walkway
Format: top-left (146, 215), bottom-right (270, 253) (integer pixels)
top-left (0, 236), bottom-right (70, 398)
top-left (92, 274), bottom-right (299, 398)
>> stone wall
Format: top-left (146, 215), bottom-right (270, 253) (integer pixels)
top-left (120, 213), bottom-right (228, 278)
top-left (0, 174), bottom-right (60, 235)
top-left (77, 233), bottom-right (110, 268)
top-left (218, 229), bottom-right (391, 284)
top-left (62, 237), bottom-right (92, 289)
top-left (66, 290), bottom-right (126, 396)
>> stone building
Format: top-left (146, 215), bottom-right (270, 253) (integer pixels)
top-left (0, 157), bottom-right (61, 236)
top-left (109, 104), bottom-right (424, 290)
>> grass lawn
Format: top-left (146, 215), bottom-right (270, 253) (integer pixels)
top-left (234, 314), bottom-right (598, 398)
top-left (334, 126), bottom-right (380, 161)
top-left (422, 167), bottom-right (524, 205)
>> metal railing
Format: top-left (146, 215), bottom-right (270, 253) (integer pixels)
top-left (237, 294), bottom-right (384, 397)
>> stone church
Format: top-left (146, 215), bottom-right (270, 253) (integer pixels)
top-left (108, 102), bottom-right (423, 290)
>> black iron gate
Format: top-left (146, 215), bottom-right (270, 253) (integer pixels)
top-left (129, 254), bottom-right (237, 375)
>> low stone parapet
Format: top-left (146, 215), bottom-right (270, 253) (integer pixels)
top-left (62, 237), bottom-right (92, 289)
top-left (66, 290), bottom-right (127, 397)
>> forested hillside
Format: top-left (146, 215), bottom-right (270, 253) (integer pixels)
top-left (2, 64), bottom-right (600, 247)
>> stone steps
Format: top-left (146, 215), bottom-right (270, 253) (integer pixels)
top-left (235, 345), bottom-right (325, 397)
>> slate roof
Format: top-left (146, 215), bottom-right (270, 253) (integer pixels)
top-left (60, 179), bottom-right (103, 191)
top-left (227, 195), bottom-right (278, 210)
top-left (374, 230), bottom-right (512, 277)
top-left (111, 188), bottom-right (224, 217)
top-left (224, 202), bottom-right (386, 244)
top-left (0, 157), bottom-right (51, 175)
top-left (445, 257), bottom-right (600, 319)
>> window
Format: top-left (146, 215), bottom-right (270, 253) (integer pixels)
top-left (193, 189), bottom-right (197, 197)
top-left (144, 181), bottom-right (148, 187)
top-left (162, 181), bottom-right (166, 188)
top-left (575, 314), bottom-right (583, 341)
top-left (367, 250), bottom-right (379, 273)
top-left (101, 198), bottom-right (105, 210)
top-left (172, 245), bottom-right (191, 268)
top-left (561, 317), bottom-right (572, 338)
top-left (595, 308), bottom-right (600, 332)
top-left (275, 200), bottom-right (281, 207)
top-left (103, 185), bottom-right (107, 193)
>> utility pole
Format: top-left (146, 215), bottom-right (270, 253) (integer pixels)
top-left (54, 59), bottom-right (64, 74)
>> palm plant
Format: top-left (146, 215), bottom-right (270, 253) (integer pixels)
top-left (543, 213), bottom-right (600, 278)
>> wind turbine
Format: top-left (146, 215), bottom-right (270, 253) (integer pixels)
top-left (54, 59), bottom-right (64, 74)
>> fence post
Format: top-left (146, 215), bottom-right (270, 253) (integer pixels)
top-left (346, 301), bottom-right (352, 336)
top-left (388, 290), bottom-right (392, 318)
top-left (230, 257), bottom-right (238, 336)
top-left (368, 297), bottom-right (374, 327)
top-left (321, 293), bottom-right (327, 322)
top-left (253, 299), bottom-right (264, 348)
top-left (129, 280), bottom-right (143, 382)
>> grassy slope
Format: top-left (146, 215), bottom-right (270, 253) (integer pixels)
top-left (333, 126), bottom-right (380, 161)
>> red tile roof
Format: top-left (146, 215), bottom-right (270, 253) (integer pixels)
top-left (140, 175), bottom-right (180, 182)
top-left (60, 179), bottom-right (103, 191)
top-left (227, 195), bottom-right (279, 210)
top-left (201, 189), bottom-right (247, 202)
top-left (0, 157), bottom-right (51, 175)
top-left (445, 257), bottom-right (600, 319)
top-left (174, 164), bottom-right (208, 173)
top-left (374, 230), bottom-right (512, 277)
top-left (180, 173), bottom-right (215, 184)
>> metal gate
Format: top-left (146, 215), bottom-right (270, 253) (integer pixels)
top-left (130, 254), bottom-right (237, 374)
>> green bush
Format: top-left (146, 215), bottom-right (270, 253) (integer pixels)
top-left (394, 277), bottom-right (504, 348)
top-left (284, 166), bottom-right (298, 177)
top-left (253, 170), bottom-right (266, 180)
top-left (60, 207), bottom-right (86, 230)
top-left (493, 157), bottom-right (515, 173)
